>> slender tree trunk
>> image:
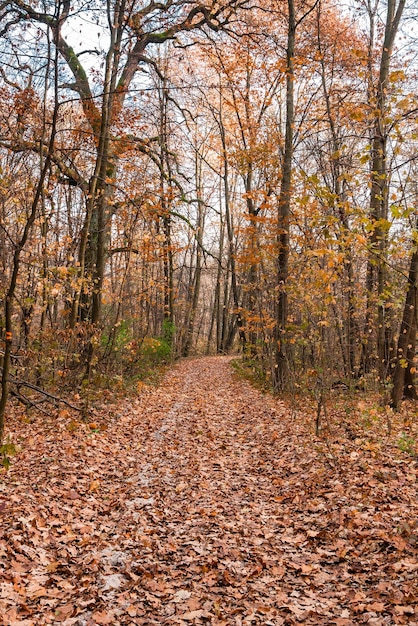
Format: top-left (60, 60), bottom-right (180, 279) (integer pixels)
top-left (220, 261), bottom-right (230, 352)
top-left (0, 31), bottom-right (60, 440)
top-left (163, 215), bottom-right (174, 323)
top-left (316, 5), bottom-right (358, 377)
top-left (391, 243), bottom-right (418, 409)
top-left (208, 215), bottom-right (225, 354)
top-left (242, 64), bottom-right (258, 353)
top-left (160, 74), bottom-right (174, 335)
top-left (218, 98), bottom-right (246, 348)
top-left (246, 182), bottom-right (258, 354)
top-left (182, 151), bottom-right (204, 357)
top-left (404, 309), bottom-right (417, 400)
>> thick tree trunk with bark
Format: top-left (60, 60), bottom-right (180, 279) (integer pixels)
top-left (273, 0), bottom-right (295, 391)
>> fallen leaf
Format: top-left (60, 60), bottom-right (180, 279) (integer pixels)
top-left (394, 605), bottom-right (415, 615)
top-left (91, 610), bottom-right (114, 624)
top-left (180, 610), bottom-right (211, 621)
top-left (102, 574), bottom-right (125, 591)
top-left (54, 604), bottom-right (75, 621)
top-left (46, 562), bottom-right (60, 573)
top-left (66, 490), bottom-right (81, 500)
top-left (173, 590), bottom-right (192, 603)
top-left (126, 605), bottom-right (137, 617)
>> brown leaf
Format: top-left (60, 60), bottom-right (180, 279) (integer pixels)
top-left (91, 611), bottom-right (114, 624)
top-left (46, 561), bottom-right (60, 573)
top-left (394, 606), bottom-right (415, 615)
top-left (173, 590), bottom-right (192, 603)
top-left (54, 604), bottom-right (75, 621)
top-left (66, 490), bottom-right (81, 500)
top-left (126, 605), bottom-right (137, 617)
top-left (26, 584), bottom-right (48, 599)
top-left (272, 565), bottom-right (285, 578)
top-left (180, 610), bottom-right (211, 621)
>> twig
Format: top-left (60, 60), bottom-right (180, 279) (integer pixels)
top-left (2, 370), bottom-right (82, 411)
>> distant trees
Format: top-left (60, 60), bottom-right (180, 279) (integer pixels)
top-left (2, 0), bottom-right (252, 325)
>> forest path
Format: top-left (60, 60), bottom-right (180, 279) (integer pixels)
top-left (1, 356), bottom-right (417, 625)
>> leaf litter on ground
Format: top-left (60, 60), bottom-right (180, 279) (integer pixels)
top-left (0, 356), bottom-right (417, 625)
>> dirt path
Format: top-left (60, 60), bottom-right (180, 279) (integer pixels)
top-left (1, 357), bottom-right (417, 625)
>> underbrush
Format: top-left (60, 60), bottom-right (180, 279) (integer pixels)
top-left (231, 356), bottom-right (418, 459)
top-left (230, 357), bottom-right (272, 392)
top-left (4, 321), bottom-right (175, 423)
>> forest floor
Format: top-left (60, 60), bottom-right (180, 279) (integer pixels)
top-left (0, 356), bottom-right (418, 626)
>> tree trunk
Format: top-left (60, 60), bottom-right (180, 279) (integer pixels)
top-left (273, 0), bottom-right (295, 390)
top-left (0, 45), bottom-right (59, 441)
top-left (362, 0), bottom-right (406, 380)
top-left (391, 244), bottom-right (418, 409)
top-left (182, 152), bottom-right (204, 357)
top-left (219, 97), bottom-right (246, 349)
top-left (404, 308), bottom-right (418, 400)
top-left (316, 5), bottom-right (358, 377)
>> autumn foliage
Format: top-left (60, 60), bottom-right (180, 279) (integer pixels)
top-left (0, 0), bottom-right (416, 414)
